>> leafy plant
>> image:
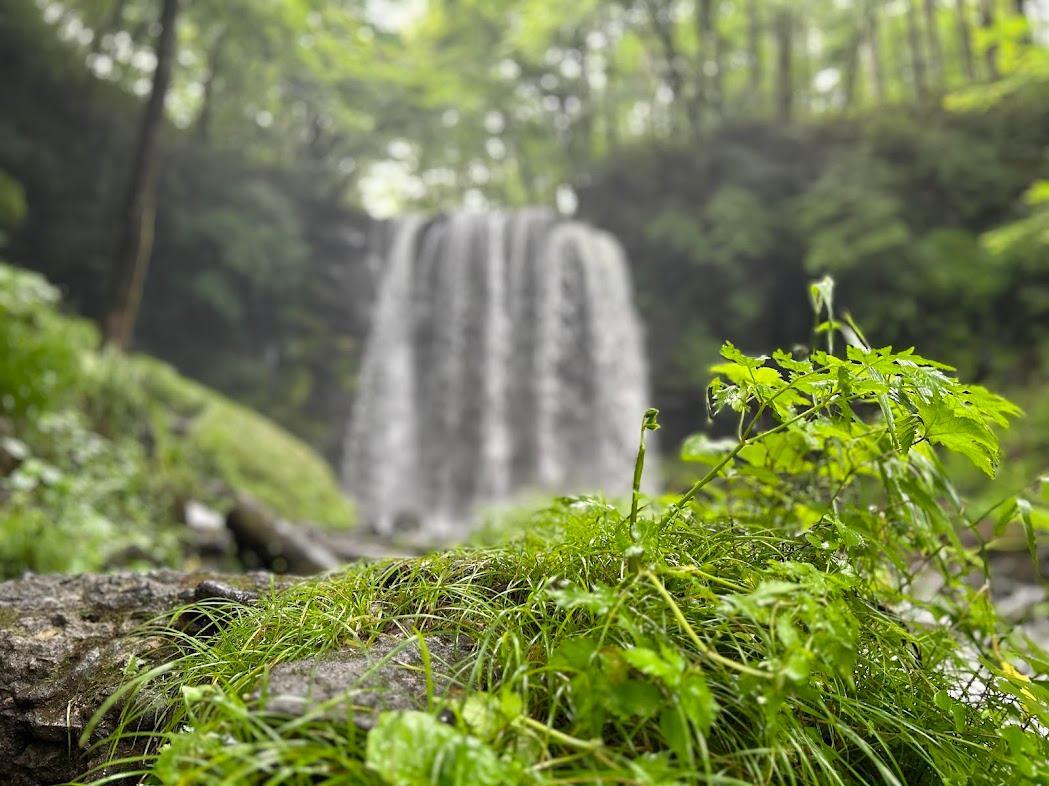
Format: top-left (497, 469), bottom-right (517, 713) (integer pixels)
top-left (0, 262), bottom-right (95, 420)
top-left (0, 411), bottom-right (183, 576)
top-left (78, 281), bottom-right (1048, 785)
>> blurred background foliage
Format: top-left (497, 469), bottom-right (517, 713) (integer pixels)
top-left (0, 262), bottom-right (354, 576)
top-left (1, 0), bottom-right (1048, 478)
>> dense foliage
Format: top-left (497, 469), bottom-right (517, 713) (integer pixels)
top-left (4, 2), bottom-right (1049, 459)
top-left (0, 262), bottom-right (353, 576)
top-left (0, 3), bottom-right (372, 461)
top-left (78, 290), bottom-right (1049, 784)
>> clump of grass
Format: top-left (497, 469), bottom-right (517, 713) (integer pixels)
top-left (78, 282), bottom-right (1049, 785)
top-left (78, 502), bottom-right (1048, 785)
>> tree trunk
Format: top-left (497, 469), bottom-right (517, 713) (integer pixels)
top-left (603, 59), bottom-right (620, 152)
top-left (645, 0), bottom-right (699, 137)
top-left (979, 0), bottom-right (1000, 79)
top-left (695, 0), bottom-right (722, 119)
top-left (103, 0), bottom-right (180, 349)
top-left (865, 2), bottom-right (887, 102)
top-left (774, 8), bottom-right (794, 124)
top-left (1014, 0), bottom-right (1032, 43)
top-left (923, 0), bottom-right (944, 84)
top-left (746, 0), bottom-right (763, 108)
top-left (907, 0), bottom-right (929, 105)
top-left (195, 28), bottom-right (228, 144)
top-left (842, 29), bottom-right (862, 110)
top-left (955, 0), bottom-right (977, 80)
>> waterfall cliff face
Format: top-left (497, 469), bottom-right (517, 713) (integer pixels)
top-left (343, 209), bottom-right (653, 536)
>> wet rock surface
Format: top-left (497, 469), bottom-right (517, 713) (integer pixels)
top-left (0, 570), bottom-right (284, 786)
top-left (257, 633), bottom-right (470, 728)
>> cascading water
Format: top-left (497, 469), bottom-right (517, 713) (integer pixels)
top-left (343, 209), bottom-right (653, 537)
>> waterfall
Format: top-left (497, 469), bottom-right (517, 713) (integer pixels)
top-left (344, 209), bottom-right (653, 537)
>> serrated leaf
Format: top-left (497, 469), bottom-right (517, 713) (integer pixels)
top-left (918, 401), bottom-right (1000, 476)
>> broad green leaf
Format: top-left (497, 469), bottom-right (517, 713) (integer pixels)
top-left (366, 711), bottom-right (521, 786)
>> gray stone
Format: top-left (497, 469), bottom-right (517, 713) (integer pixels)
top-left (0, 570), bottom-right (287, 786)
top-left (183, 499), bottom-right (234, 557)
top-left (257, 633), bottom-right (470, 728)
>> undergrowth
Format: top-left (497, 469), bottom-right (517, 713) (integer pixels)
top-left (0, 262), bottom-right (353, 576)
top-left (76, 280), bottom-right (1049, 784)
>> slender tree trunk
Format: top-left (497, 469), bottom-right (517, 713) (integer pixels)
top-left (576, 44), bottom-right (597, 161)
top-left (600, 54), bottom-right (620, 152)
top-left (923, 0), bottom-right (944, 84)
top-left (907, 0), bottom-right (929, 104)
top-left (645, 0), bottom-right (699, 137)
top-left (774, 8), bottom-right (794, 124)
top-left (746, 0), bottom-right (763, 108)
top-left (1014, 0), bottom-right (1032, 43)
top-left (842, 30), bottom-right (862, 110)
top-left (955, 0), bottom-right (977, 79)
top-left (103, 0), bottom-right (180, 349)
top-left (797, 15), bottom-right (814, 114)
top-left (979, 0), bottom-right (1000, 79)
top-left (195, 29), bottom-right (227, 144)
top-left (866, 2), bottom-right (887, 102)
top-left (695, 0), bottom-right (722, 120)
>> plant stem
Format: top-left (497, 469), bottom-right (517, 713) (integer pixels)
top-left (629, 409), bottom-right (659, 542)
top-left (645, 571), bottom-right (771, 679)
top-left (518, 716), bottom-right (603, 750)
top-left (663, 389), bottom-right (840, 529)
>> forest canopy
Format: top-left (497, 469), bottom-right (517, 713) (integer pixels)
top-left (3, 0), bottom-right (1049, 455)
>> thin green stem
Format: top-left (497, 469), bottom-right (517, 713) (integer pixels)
top-left (645, 571), bottom-right (771, 679)
top-left (663, 388), bottom-right (841, 529)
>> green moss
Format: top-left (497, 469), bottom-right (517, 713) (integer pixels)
top-left (0, 606), bottom-right (22, 632)
top-left (188, 393), bottom-right (353, 527)
top-left (81, 341), bottom-right (355, 529)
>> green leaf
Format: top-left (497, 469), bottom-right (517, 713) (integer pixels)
top-left (917, 401), bottom-right (1001, 476)
top-left (607, 678), bottom-right (663, 719)
top-left (680, 434), bottom-right (736, 464)
top-left (679, 672), bottom-right (719, 734)
top-left (622, 647), bottom-right (682, 687)
top-left (658, 705), bottom-right (692, 765)
top-left (366, 711), bottom-right (521, 786)
top-left (547, 583), bottom-right (619, 615)
top-left (1016, 498), bottom-right (1039, 571)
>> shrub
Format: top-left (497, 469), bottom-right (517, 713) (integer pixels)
top-left (0, 262), bottom-right (94, 419)
top-left (0, 411), bottom-right (182, 576)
